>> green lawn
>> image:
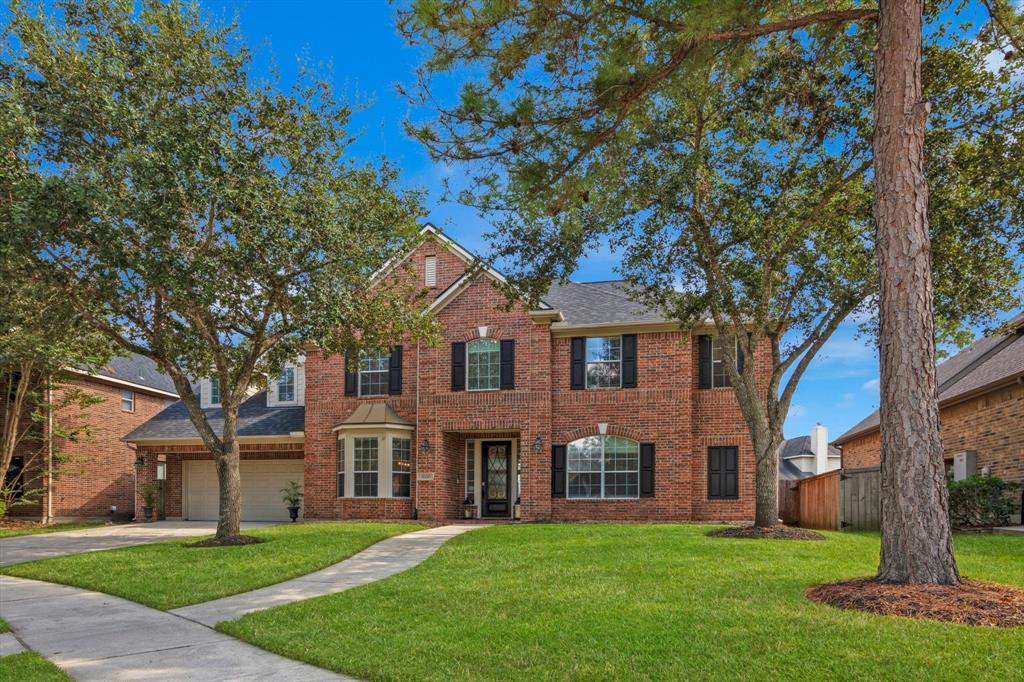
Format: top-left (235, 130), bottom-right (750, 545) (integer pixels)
top-left (2, 522), bottom-right (422, 610)
top-left (220, 525), bottom-right (1024, 681)
top-left (0, 652), bottom-right (71, 681)
top-left (0, 617), bottom-right (9, 633)
top-left (0, 521), bottom-right (104, 539)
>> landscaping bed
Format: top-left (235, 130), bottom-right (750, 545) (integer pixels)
top-left (707, 524), bottom-right (826, 540)
top-left (219, 525), bottom-right (1024, 681)
top-left (2, 522), bottom-right (422, 609)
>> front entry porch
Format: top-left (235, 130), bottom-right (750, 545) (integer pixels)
top-left (449, 433), bottom-right (520, 520)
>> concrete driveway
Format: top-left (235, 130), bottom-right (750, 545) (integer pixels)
top-left (0, 521), bottom-right (277, 567)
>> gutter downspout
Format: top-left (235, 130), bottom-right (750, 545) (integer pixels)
top-left (46, 378), bottom-right (53, 523)
top-left (414, 341), bottom-right (420, 520)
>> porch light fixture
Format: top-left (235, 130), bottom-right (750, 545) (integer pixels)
top-left (420, 438), bottom-right (430, 454)
top-left (134, 454), bottom-right (145, 470)
top-left (533, 435), bottom-right (543, 453)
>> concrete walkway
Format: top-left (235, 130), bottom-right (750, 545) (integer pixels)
top-left (0, 521), bottom-right (276, 567)
top-left (0, 575), bottom-right (349, 681)
top-left (0, 631), bottom-right (27, 656)
top-left (173, 524), bottom-right (488, 626)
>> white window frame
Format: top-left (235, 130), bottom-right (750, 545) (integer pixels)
top-left (566, 435), bottom-right (640, 500)
top-left (352, 437), bottom-right (380, 497)
top-left (711, 336), bottom-right (739, 389)
top-left (209, 377), bottom-right (221, 407)
top-left (391, 437), bottom-right (412, 498)
top-left (358, 350), bottom-right (389, 397)
top-left (466, 338), bottom-right (500, 392)
top-left (120, 389), bottom-right (135, 412)
top-left (276, 366), bottom-right (296, 403)
top-left (335, 428), bottom-right (416, 499)
top-left (465, 439), bottom-right (475, 503)
top-left (585, 336), bottom-right (622, 389)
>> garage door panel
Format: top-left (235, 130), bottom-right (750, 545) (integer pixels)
top-left (184, 459), bottom-right (303, 521)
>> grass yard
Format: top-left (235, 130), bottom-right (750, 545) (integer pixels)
top-left (2, 522), bottom-right (422, 610)
top-left (0, 652), bottom-right (72, 681)
top-left (220, 525), bottom-right (1024, 681)
top-left (0, 521), bottom-right (104, 539)
top-left (0, 617), bottom-right (9, 633)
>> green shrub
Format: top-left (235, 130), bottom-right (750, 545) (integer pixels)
top-left (948, 474), bottom-right (1018, 528)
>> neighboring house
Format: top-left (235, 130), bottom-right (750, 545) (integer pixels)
top-left (779, 424), bottom-right (841, 478)
top-left (835, 312), bottom-right (1024, 487)
top-left (8, 354), bottom-right (178, 521)
top-left (127, 224), bottom-right (769, 523)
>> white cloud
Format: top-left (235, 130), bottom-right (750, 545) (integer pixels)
top-left (862, 378), bottom-right (879, 391)
top-left (836, 392), bottom-right (856, 409)
top-left (788, 404), bottom-right (807, 418)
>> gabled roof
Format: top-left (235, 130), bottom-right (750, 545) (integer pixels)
top-left (124, 391), bottom-right (304, 442)
top-left (780, 435), bottom-right (841, 461)
top-left (74, 353), bottom-right (178, 397)
top-left (834, 312), bottom-right (1024, 444)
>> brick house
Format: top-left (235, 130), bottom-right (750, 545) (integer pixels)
top-left (835, 312), bottom-right (1024, 489)
top-left (126, 225), bottom-right (766, 523)
top-left (8, 355), bottom-right (178, 521)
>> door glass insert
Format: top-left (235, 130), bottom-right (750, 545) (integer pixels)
top-left (486, 445), bottom-right (508, 500)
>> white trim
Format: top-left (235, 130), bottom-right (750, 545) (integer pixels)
top-left (333, 421), bottom-right (415, 432)
top-left (336, 428), bottom-right (414, 499)
top-left (66, 368), bottom-right (179, 399)
top-left (566, 435), bottom-right (640, 500)
top-left (466, 338), bottom-right (501, 392)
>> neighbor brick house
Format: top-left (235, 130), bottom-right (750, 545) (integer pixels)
top-left (8, 355), bottom-right (178, 521)
top-left (835, 312), bottom-right (1024, 488)
top-left (126, 225), bottom-right (767, 523)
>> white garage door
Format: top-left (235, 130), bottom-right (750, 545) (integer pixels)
top-left (184, 459), bottom-right (304, 522)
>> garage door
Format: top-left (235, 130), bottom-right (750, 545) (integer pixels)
top-left (184, 459), bottom-right (304, 522)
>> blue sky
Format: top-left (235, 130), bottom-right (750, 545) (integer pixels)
top-left (196, 1), bottom-right (1016, 440)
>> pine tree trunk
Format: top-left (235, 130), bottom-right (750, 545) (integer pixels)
top-left (873, 0), bottom-right (959, 584)
top-left (215, 410), bottom-right (243, 539)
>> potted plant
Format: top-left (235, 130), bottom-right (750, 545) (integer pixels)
top-left (281, 481), bottom-right (303, 522)
top-left (463, 496), bottom-right (475, 519)
top-left (140, 484), bottom-right (158, 522)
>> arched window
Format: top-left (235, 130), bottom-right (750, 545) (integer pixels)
top-left (567, 436), bottom-right (639, 499)
top-left (467, 338), bottom-right (500, 391)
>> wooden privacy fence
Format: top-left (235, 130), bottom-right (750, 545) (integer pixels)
top-left (794, 466), bottom-right (881, 531)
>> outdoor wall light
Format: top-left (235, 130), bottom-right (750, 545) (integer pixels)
top-left (533, 435), bottom-right (543, 453)
top-left (134, 454), bottom-right (145, 470)
top-left (420, 438), bottom-right (430, 454)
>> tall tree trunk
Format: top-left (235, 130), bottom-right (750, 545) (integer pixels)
top-left (752, 429), bottom-right (782, 528)
top-left (873, 0), bottom-right (959, 584)
top-left (215, 409), bottom-right (243, 539)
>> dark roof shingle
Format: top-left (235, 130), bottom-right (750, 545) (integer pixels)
top-left (543, 280), bottom-right (668, 326)
top-left (124, 391), bottom-right (304, 441)
top-left (91, 354), bottom-right (177, 395)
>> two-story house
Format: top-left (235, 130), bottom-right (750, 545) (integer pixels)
top-left (126, 225), bottom-right (763, 523)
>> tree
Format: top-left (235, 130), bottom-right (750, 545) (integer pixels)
top-left (4, 0), bottom-right (435, 541)
top-left (399, 1), bottom-right (1023, 548)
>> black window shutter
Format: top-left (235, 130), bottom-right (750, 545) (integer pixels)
top-left (570, 337), bottom-right (585, 390)
top-left (698, 335), bottom-right (713, 389)
top-left (724, 447), bottom-right (738, 499)
top-left (499, 339), bottom-right (515, 390)
top-left (708, 446), bottom-right (738, 500)
top-left (622, 334), bottom-right (638, 388)
top-left (388, 345), bottom-right (403, 395)
top-left (708, 447), bottom-right (722, 499)
top-left (551, 444), bottom-right (567, 497)
top-left (639, 443), bottom-right (655, 497)
top-left (344, 354), bottom-right (357, 396)
top-left (451, 342), bottom-right (466, 391)
top-left (736, 338), bottom-right (745, 375)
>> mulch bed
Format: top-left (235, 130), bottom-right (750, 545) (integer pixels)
top-left (807, 578), bottom-right (1024, 627)
top-left (0, 518), bottom-right (47, 531)
top-left (707, 524), bottom-right (826, 541)
top-left (187, 535), bottom-right (266, 548)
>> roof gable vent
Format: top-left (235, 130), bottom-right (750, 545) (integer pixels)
top-left (424, 255), bottom-right (437, 287)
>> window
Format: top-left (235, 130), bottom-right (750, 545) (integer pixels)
top-left (121, 389), bottom-right (135, 412)
top-left (567, 436), bottom-right (639, 499)
top-left (585, 337), bottom-right (621, 389)
top-left (708, 446), bottom-right (739, 499)
top-left (424, 255), bottom-right (437, 287)
top-left (277, 367), bottom-right (295, 402)
top-left (392, 438), bottom-right (411, 497)
top-left (336, 439), bottom-right (345, 497)
top-left (465, 439), bottom-right (475, 503)
top-left (712, 337), bottom-right (737, 388)
top-left (210, 377), bottom-right (221, 406)
top-left (467, 338), bottom-right (500, 391)
top-left (353, 437), bottom-right (379, 497)
top-left (359, 351), bottom-right (389, 396)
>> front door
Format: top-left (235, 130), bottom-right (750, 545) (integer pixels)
top-left (481, 441), bottom-right (512, 517)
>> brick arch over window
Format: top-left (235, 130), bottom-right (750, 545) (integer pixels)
top-left (562, 424), bottom-right (644, 443)
top-left (453, 325), bottom-right (510, 343)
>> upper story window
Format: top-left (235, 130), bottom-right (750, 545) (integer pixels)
top-left (121, 389), bottom-right (135, 412)
top-left (586, 336), bottom-right (621, 389)
top-left (566, 436), bottom-right (639, 499)
top-left (467, 338), bottom-right (500, 391)
top-left (712, 337), bottom-right (737, 388)
top-left (277, 367), bottom-right (296, 402)
top-left (424, 255), bottom-right (437, 287)
top-left (209, 377), bottom-right (221, 406)
top-left (359, 351), bottom-right (389, 396)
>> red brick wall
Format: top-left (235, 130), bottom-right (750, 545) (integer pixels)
top-left (839, 382), bottom-right (1024, 484)
top-left (11, 378), bottom-right (171, 520)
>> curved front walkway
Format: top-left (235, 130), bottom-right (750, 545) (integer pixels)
top-left (0, 524), bottom-right (487, 680)
top-left (172, 524), bottom-right (487, 626)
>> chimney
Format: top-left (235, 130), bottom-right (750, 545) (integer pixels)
top-left (811, 423), bottom-right (829, 474)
